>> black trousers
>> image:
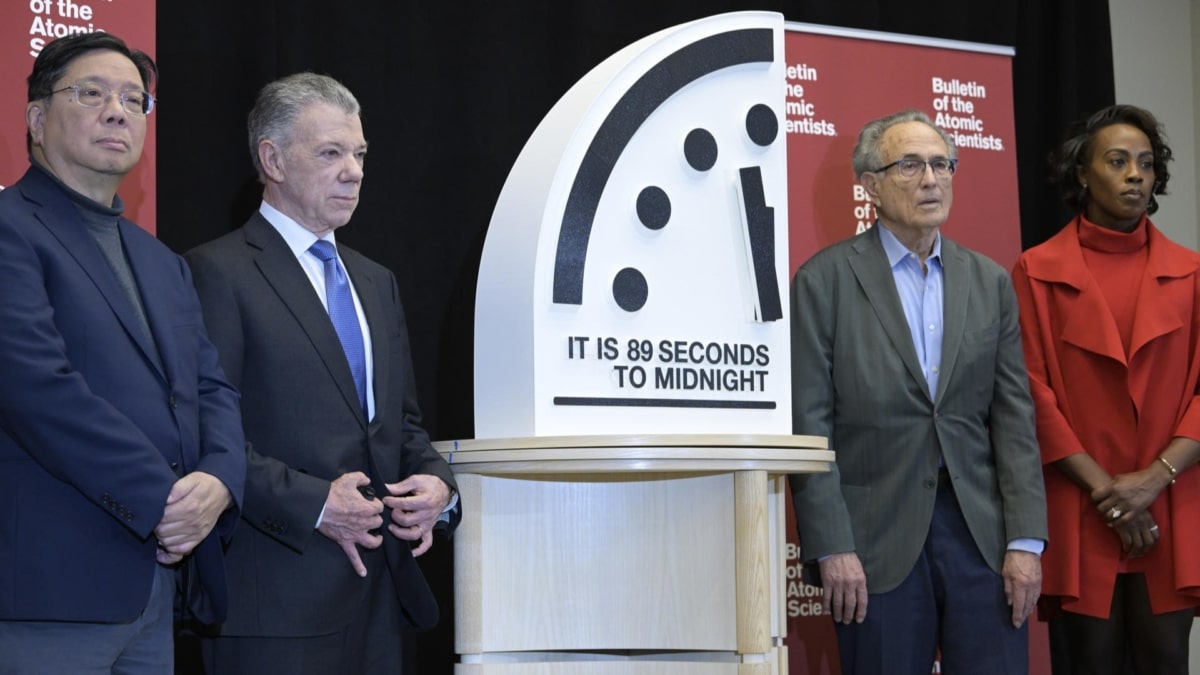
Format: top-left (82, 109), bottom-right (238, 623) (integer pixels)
top-left (200, 551), bottom-right (406, 675)
top-left (1048, 572), bottom-right (1193, 675)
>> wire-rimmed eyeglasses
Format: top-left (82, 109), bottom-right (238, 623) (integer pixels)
top-left (871, 157), bottom-right (958, 178)
top-left (50, 82), bottom-right (155, 116)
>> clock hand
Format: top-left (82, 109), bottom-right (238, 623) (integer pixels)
top-left (737, 166), bottom-right (783, 322)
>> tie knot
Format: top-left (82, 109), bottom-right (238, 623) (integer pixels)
top-left (309, 239), bottom-right (337, 262)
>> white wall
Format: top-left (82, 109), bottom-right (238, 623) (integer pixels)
top-left (1195, 0), bottom-right (1200, 248)
top-left (1195, 0), bottom-right (1200, 240)
top-left (1109, 1), bottom-right (1200, 665)
top-left (1110, 0), bottom-right (1198, 249)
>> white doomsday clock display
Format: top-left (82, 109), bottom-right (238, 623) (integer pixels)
top-left (475, 11), bottom-right (791, 438)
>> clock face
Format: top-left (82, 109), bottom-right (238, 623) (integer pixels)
top-left (550, 27), bottom-right (784, 324)
top-left (476, 12), bottom-right (792, 438)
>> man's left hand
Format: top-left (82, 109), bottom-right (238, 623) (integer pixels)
top-left (1001, 550), bottom-right (1041, 628)
top-left (154, 471), bottom-right (233, 557)
top-left (383, 475), bottom-right (452, 557)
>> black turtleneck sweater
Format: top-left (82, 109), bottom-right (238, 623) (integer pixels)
top-left (31, 161), bottom-right (159, 361)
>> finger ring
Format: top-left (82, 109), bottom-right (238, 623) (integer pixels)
top-left (1110, 508), bottom-right (1122, 519)
top-left (1150, 524), bottom-right (1160, 532)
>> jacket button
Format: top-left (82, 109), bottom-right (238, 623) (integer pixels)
top-left (169, 394), bottom-right (178, 409)
top-left (923, 478), bottom-right (936, 489)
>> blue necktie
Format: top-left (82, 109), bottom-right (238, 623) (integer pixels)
top-left (309, 240), bottom-right (367, 419)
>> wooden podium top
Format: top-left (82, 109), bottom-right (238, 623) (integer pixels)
top-left (432, 433), bottom-right (832, 475)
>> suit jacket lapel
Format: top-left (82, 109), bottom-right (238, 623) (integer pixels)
top-left (1023, 219), bottom-right (1126, 364)
top-left (847, 227), bottom-right (929, 399)
top-left (20, 171), bottom-right (165, 381)
top-left (244, 215), bottom-right (367, 430)
top-left (1127, 223), bottom-right (1195, 358)
top-left (119, 220), bottom-right (173, 382)
top-left (343, 253), bottom-right (389, 432)
top-left (933, 239), bottom-right (969, 405)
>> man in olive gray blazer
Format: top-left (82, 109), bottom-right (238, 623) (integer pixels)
top-left (789, 109), bottom-right (1047, 675)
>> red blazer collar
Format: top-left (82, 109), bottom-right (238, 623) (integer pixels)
top-left (1023, 214), bottom-right (1200, 363)
top-left (1024, 214), bottom-right (1198, 290)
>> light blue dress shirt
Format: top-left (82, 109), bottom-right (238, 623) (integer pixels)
top-left (878, 224), bottom-right (943, 400)
top-left (877, 224), bottom-right (1042, 556)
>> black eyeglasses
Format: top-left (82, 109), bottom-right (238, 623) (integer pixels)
top-left (871, 157), bottom-right (958, 178)
top-left (50, 82), bottom-right (155, 116)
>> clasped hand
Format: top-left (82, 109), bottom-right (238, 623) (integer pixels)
top-left (318, 472), bottom-right (384, 577)
top-left (1092, 470), bottom-right (1164, 557)
top-left (382, 474), bottom-right (452, 558)
top-left (318, 472), bottom-right (454, 575)
top-left (154, 471), bottom-right (233, 565)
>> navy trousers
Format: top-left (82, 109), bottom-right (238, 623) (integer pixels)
top-left (0, 564), bottom-right (175, 675)
top-left (835, 480), bottom-right (1028, 675)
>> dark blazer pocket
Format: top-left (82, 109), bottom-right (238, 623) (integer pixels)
top-left (168, 309), bottom-right (202, 342)
top-left (168, 310), bottom-right (203, 371)
top-left (168, 308), bottom-right (202, 329)
top-left (955, 323), bottom-right (1001, 401)
top-left (962, 321), bottom-right (1000, 346)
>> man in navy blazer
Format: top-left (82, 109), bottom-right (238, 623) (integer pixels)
top-left (186, 73), bottom-right (456, 674)
top-left (0, 33), bottom-right (246, 672)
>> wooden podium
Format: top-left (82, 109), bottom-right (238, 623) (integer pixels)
top-left (433, 434), bottom-right (832, 674)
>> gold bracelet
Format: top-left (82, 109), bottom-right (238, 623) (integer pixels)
top-left (1158, 456), bottom-right (1178, 485)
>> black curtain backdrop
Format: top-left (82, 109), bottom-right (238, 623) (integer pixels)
top-left (156, 2), bottom-right (1114, 673)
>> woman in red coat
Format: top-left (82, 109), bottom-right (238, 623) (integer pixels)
top-left (1011, 104), bottom-right (1200, 674)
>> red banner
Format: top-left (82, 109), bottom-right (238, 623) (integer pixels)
top-left (784, 24), bottom-right (1020, 271)
top-left (782, 23), bottom-right (1049, 674)
top-left (0, 0), bottom-right (156, 232)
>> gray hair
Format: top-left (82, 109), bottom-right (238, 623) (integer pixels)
top-left (247, 72), bottom-right (361, 182)
top-left (850, 109), bottom-right (956, 179)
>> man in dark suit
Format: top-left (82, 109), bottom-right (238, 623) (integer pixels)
top-left (789, 109), bottom-right (1048, 675)
top-left (185, 72), bottom-right (457, 674)
top-left (0, 33), bottom-right (246, 672)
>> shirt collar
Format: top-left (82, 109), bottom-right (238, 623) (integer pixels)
top-left (877, 222), bottom-right (941, 269)
top-left (259, 200), bottom-right (337, 258)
